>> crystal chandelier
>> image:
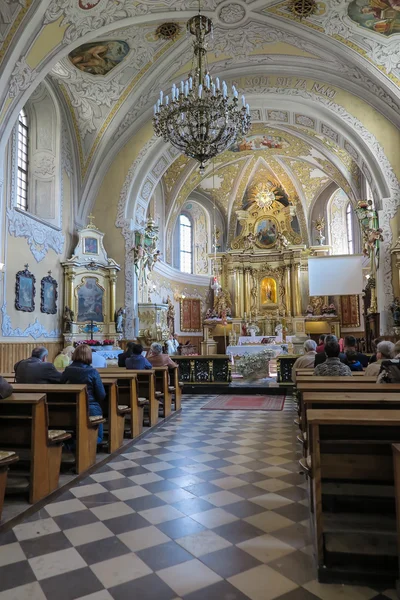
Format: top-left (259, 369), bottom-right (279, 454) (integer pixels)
top-left (153, 13), bottom-right (251, 173)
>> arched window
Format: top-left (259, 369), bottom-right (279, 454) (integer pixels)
top-left (17, 108), bottom-right (29, 211)
top-left (179, 214), bottom-right (193, 273)
top-left (346, 203), bottom-right (354, 254)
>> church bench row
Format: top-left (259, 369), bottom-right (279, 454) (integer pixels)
top-left (296, 369), bottom-right (367, 377)
top-left (0, 393), bottom-right (71, 507)
top-left (302, 408), bottom-right (400, 586)
top-left (0, 452), bottom-right (19, 520)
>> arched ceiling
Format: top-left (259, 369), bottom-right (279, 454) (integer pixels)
top-left (0, 0), bottom-right (399, 222)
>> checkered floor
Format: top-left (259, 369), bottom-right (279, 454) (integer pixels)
top-left (0, 395), bottom-right (397, 600)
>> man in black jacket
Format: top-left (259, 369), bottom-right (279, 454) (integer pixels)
top-left (343, 335), bottom-right (369, 368)
top-left (14, 347), bottom-right (62, 383)
top-left (314, 334), bottom-right (347, 367)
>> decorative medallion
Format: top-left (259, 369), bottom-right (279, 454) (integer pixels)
top-left (78, 0), bottom-right (101, 9)
top-left (155, 22), bottom-right (181, 40)
top-left (68, 40), bottom-right (130, 75)
top-left (348, 0), bottom-right (400, 36)
top-left (288, 0), bottom-right (317, 19)
top-left (218, 3), bottom-right (246, 24)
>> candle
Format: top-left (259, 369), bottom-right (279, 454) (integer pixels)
top-left (216, 77), bottom-right (220, 90)
top-left (242, 95), bottom-right (246, 106)
top-left (189, 77), bottom-right (193, 89)
top-left (205, 74), bottom-right (210, 88)
top-left (198, 84), bottom-right (203, 98)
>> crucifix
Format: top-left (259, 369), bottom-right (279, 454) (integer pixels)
top-left (87, 214), bottom-right (95, 228)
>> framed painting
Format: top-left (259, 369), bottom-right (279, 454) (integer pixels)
top-left (41, 273), bottom-right (58, 315)
top-left (340, 295), bottom-right (360, 328)
top-left (77, 277), bottom-right (104, 322)
top-left (180, 298), bottom-right (201, 332)
top-left (255, 217), bottom-right (278, 248)
top-left (15, 265), bottom-right (36, 312)
top-left (83, 237), bottom-right (99, 255)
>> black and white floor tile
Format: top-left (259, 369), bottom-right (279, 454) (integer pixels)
top-left (0, 396), bottom-right (396, 600)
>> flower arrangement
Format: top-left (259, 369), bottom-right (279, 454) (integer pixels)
top-left (74, 339), bottom-right (114, 348)
top-left (236, 348), bottom-right (275, 379)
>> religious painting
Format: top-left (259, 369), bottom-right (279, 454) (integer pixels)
top-left (78, 0), bottom-right (101, 8)
top-left (230, 134), bottom-right (289, 152)
top-left (260, 277), bottom-right (277, 305)
top-left (40, 273), bottom-right (58, 315)
top-left (340, 295), bottom-right (360, 328)
top-left (15, 266), bottom-right (36, 312)
top-left (348, 0), bottom-right (400, 35)
top-left (68, 40), bottom-right (130, 75)
top-left (77, 277), bottom-right (104, 322)
top-left (180, 298), bottom-right (202, 332)
top-left (83, 237), bottom-right (98, 255)
top-left (255, 217), bottom-right (278, 248)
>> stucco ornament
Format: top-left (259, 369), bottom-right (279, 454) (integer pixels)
top-left (218, 3), bottom-right (246, 24)
top-left (8, 58), bottom-right (38, 98)
top-left (1, 304), bottom-right (61, 339)
top-left (7, 209), bottom-right (65, 262)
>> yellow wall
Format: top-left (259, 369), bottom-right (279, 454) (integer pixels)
top-left (1, 169), bottom-right (73, 342)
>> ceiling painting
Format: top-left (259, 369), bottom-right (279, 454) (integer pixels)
top-left (348, 0), bottom-right (400, 36)
top-left (68, 40), bottom-right (130, 75)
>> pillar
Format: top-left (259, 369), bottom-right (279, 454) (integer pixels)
top-left (284, 264), bottom-right (292, 316)
top-left (244, 268), bottom-right (252, 318)
top-left (291, 262), bottom-right (302, 317)
top-left (109, 269), bottom-right (117, 321)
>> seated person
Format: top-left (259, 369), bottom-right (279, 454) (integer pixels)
top-left (15, 346), bottom-right (62, 383)
top-left (53, 346), bottom-right (74, 369)
top-left (314, 340), bottom-right (352, 377)
top-left (60, 344), bottom-right (105, 443)
top-left (91, 350), bottom-right (107, 368)
top-left (291, 339), bottom-right (317, 384)
top-left (118, 341), bottom-right (135, 367)
top-left (147, 342), bottom-right (178, 368)
top-left (0, 377), bottom-right (13, 399)
top-left (316, 335), bottom-right (326, 354)
top-left (126, 343), bottom-right (152, 370)
top-left (344, 335), bottom-right (368, 368)
top-left (314, 334), bottom-right (347, 367)
top-left (368, 337), bottom-right (382, 364)
top-left (345, 350), bottom-right (364, 372)
top-left (365, 340), bottom-right (395, 378)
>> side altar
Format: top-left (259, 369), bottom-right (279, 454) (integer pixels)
top-left (61, 216), bottom-right (121, 345)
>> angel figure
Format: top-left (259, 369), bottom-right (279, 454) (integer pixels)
top-left (276, 231), bottom-right (289, 250)
top-left (243, 232), bottom-right (257, 253)
top-left (306, 304), bottom-right (314, 316)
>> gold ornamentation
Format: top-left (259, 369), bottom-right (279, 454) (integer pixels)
top-left (288, 0), bottom-right (318, 20)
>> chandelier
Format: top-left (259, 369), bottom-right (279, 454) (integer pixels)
top-left (153, 13), bottom-right (251, 173)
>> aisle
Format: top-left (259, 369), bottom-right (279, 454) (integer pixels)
top-left (0, 396), bottom-right (396, 600)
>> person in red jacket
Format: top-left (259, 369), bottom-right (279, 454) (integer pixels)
top-left (316, 335), bottom-right (326, 354)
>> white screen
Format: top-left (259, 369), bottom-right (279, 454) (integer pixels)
top-left (308, 255), bottom-right (364, 296)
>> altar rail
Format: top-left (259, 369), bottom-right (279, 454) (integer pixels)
top-left (276, 355), bottom-right (299, 384)
top-left (174, 355), bottom-right (232, 384)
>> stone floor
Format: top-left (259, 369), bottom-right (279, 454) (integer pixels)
top-left (0, 395), bottom-right (397, 600)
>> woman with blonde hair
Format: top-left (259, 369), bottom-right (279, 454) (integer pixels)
top-left (53, 345), bottom-right (74, 369)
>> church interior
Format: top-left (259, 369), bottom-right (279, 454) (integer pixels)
top-left (0, 0), bottom-right (400, 598)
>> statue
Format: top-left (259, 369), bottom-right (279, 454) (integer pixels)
top-left (306, 304), bottom-right (314, 316)
top-left (63, 306), bottom-right (74, 332)
top-left (248, 321), bottom-right (260, 337)
top-left (251, 285), bottom-right (258, 313)
top-left (390, 297), bottom-right (400, 326)
top-left (115, 307), bottom-right (125, 333)
top-left (327, 303), bottom-right (337, 316)
top-left (243, 232), bottom-right (257, 253)
top-left (213, 288), bottom-right (232, 318)
top-left (313, 215), bottom-right (326, 245)
top-left (166, 295), bottom-right (175, 334)
top-left (132, 243), bottom-right (144, 277)
top-left (276, 231), bottom-right (289, 250)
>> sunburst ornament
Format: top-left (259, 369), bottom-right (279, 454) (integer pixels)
top-left (249, 182), bottom-right (282, 210)
top-left (288, 0), bottom-right (317, 19)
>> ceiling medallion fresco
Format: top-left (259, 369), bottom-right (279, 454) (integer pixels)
top-left (348, 0), bottom-right (400, 35)
top-left (230, 133), bottom-right (289, 152)
top-left (68, 40), bottom-right (130, 75)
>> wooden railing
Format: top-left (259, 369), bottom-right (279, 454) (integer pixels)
top-left (276, 354), bottom-right (299, 384)
top-left (0, 342), bottom-right (63, 373)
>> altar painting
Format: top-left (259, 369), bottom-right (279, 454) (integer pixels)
top-left (261, 277), bottom-right (277, 305)
top-left (255, 218), bottom-right (278, 247)
top-left (77, 277), bottom-right (104, 322)
top-left (348, 0), bottom-right (400, 35)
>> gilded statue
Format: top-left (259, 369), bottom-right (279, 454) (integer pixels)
top-left (166, 295), bottom-right (175, 334)
top-left (276, 231), bottom-right (289, 250)
top-left (242, 232), bottom-right (257, 253)
top-left (213, 288), bottom-right (232, 318)
top-left (63, 306), bottom-right (74, 332)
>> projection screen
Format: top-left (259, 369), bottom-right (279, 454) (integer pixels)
top-left (308, 255), bottom-right (364, 297)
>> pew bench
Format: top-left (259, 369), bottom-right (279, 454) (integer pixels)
top-left (10, 384), bottom-right (105, 474)
top-left (305, 408), bottom-right (400, 586)
top-left (97, 371), bottom-right (147, 437)
top-left (0, 451), bottom-right (19, 520)
top-left (100, 378), bottom-right (131, 453)
top-left (0, 394), bottom-right (71, 503)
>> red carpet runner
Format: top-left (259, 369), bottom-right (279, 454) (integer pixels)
top-left (201, 395), bottom-right (285, 411)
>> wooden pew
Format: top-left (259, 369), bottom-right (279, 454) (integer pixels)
top-left (10, 384), bottom-right (105, 474)
top-left (392, 444), bottom-right (400, 598)
top-left (169, 366), bottom-right (182, 411)
top-left (305, 409), bottom-right (400, 586)
top-left (101, 378), bottom-right (131, 453)
top-left (97, 368), bottom-right (158, 427)
top-left (96, 371), bottom-right (143, 438)
top-left (296, 369), bottom-right (367, 377)
top-left (0, 393), bottom-right (70, 503)
top-left (152, 367), bottom-right (171, 418)
top-left (300, 391), bottom-right (400, 451)
top-left (0, 451), bottom-right (18, 520)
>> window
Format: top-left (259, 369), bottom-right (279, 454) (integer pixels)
top-left (179, 214), bottom-right (192, 273)
top-left (346, 202), bottom-right (354, 254)
top-left (17, 108), bottom-right (29, 211)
